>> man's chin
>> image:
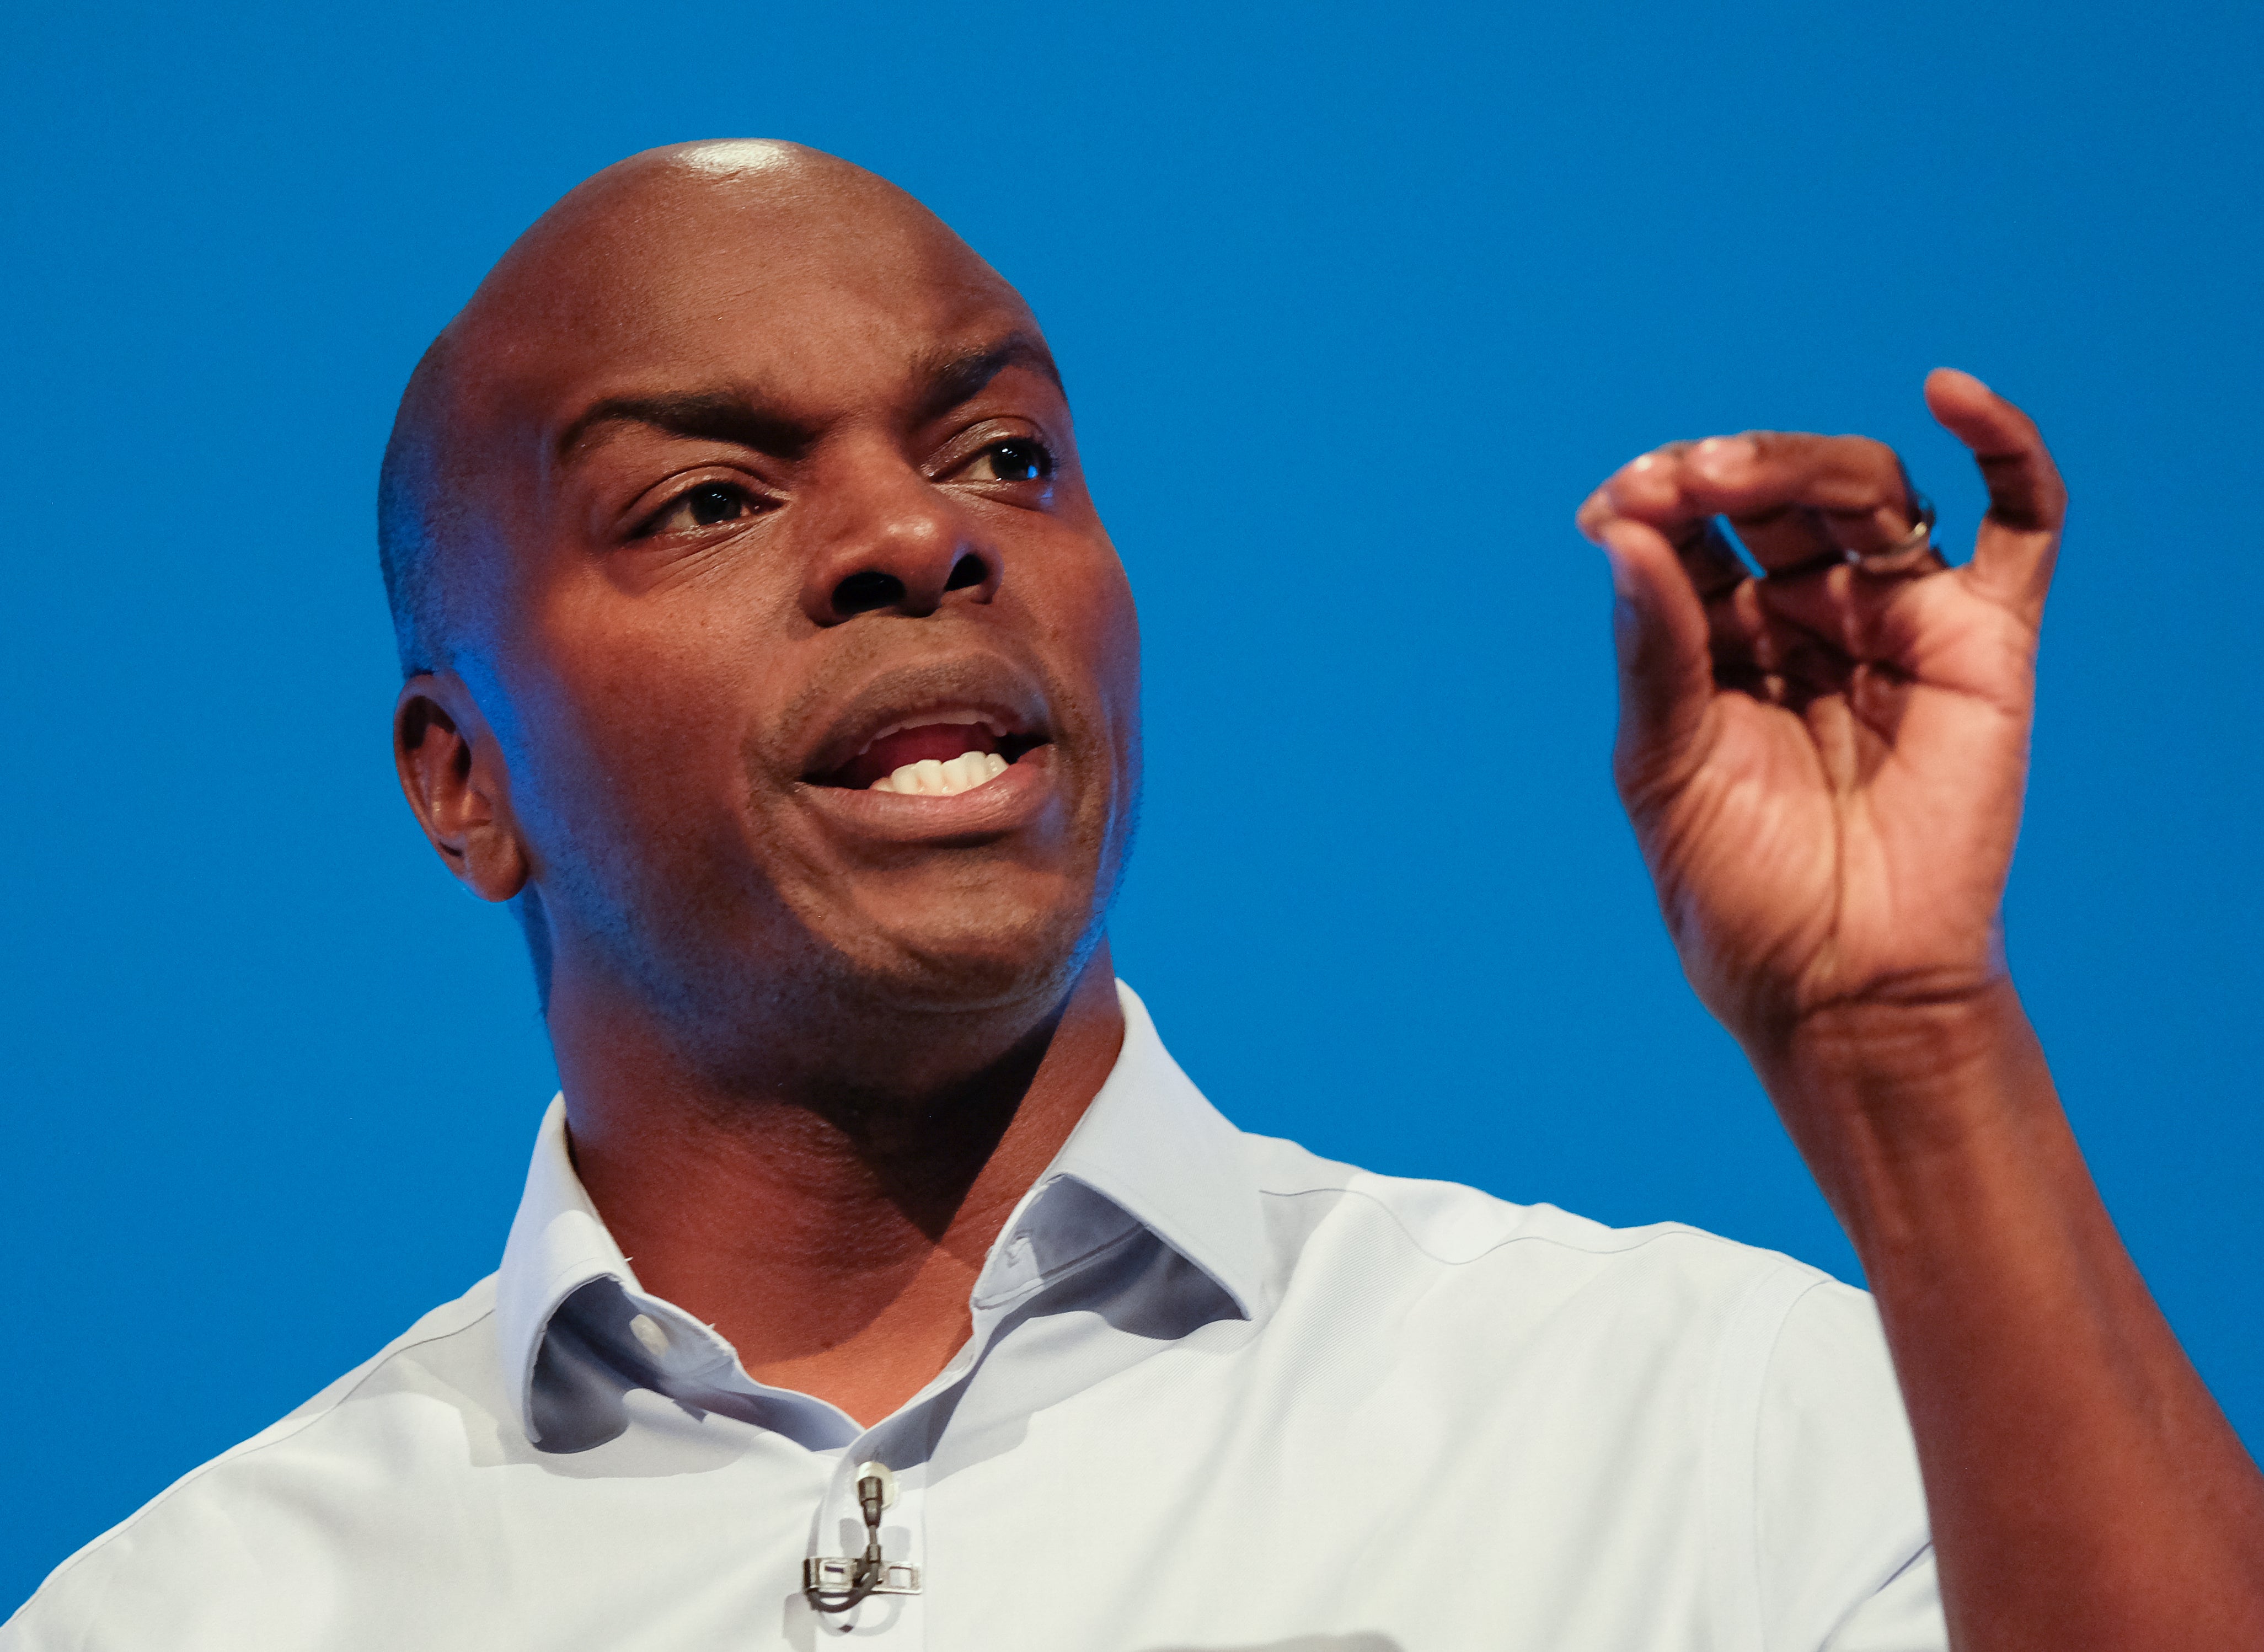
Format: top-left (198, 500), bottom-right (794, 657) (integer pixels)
top-left (833, 900), bottom-right (1102, 1018)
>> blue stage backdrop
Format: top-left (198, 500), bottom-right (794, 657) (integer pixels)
top-left (3, 0), bottom-right (2257, 1603)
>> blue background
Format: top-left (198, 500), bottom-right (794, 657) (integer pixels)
top-left (4, 0), bottom-right (2258, 1604)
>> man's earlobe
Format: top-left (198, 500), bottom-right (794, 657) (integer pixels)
top-left (393, 675), bottom-right (529, 903)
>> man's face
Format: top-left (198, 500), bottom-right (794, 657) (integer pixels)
top-left (433, 159), bottom-right (1139, 1047)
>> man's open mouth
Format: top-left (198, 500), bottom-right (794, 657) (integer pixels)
top-left (811, 709), bottom-right (1048, 798)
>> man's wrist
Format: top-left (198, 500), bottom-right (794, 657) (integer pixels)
top-left (1750, 976), bottom-right (2026, 1093)
top-left (1740, 979), bottom-right (2067, 1244)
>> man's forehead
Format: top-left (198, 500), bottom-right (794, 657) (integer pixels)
top-left (450, 146), bottom-right (1040, 436)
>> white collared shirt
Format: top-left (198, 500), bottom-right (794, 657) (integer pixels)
top-left (5, 983), bottom-right (1944, 1651)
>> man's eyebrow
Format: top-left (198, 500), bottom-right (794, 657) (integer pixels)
top-left (913, 333), bottom-right (1066, 423)
top-left (551, 336), bottom-right (1063, 462)
top-left (553, 391), bottom-right (816, 464)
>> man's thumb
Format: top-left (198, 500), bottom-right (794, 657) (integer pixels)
top-left (1597, 522), bottom-right (1712, 801)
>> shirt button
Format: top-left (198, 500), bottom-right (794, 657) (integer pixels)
top-left (628, 1313), bottom-right (670, 1357)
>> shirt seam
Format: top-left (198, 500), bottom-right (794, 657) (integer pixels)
top-left (1729, 1264), bottom-right (1834, 1652)
top-left (1257, 1181), bottom-right (1805, 1273)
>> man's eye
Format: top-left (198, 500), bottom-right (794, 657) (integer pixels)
top-left (640, 483), bottom-right (756, 537)
top-left (966, 439), bottom-right (1053, 484)
top-left (686, 484), bottom-right (748, 525)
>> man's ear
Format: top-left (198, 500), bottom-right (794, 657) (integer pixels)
top-left (393, 672), bottom-right (529, 903)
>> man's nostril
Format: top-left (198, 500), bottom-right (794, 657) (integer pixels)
top-left (832, 571), bottom-right (905, 616)
top-left (944, 554), bottom-right (987, 592)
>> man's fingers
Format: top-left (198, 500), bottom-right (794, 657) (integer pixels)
top-left (1580, 446), bottom-right (1766, 588)
top-left (1577, 373), bottom-right (2062, 751)
top-left (1721, 503), bottom-right (1838, 574)
top-left (1924, 367), bottom-right (2065, 617)
top-left (1689, 433), bottom-right (1920, 568)
top-left (1671, 517), bottom-right (1749, 599)
top-left (1593, 431), bottom-right (1926, 576)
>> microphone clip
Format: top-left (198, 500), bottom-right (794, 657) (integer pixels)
top-left (804, 1462), bottom-right (922, 1613)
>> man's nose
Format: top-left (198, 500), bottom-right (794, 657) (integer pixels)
top-left (799, 451), bottom-right (998, 626)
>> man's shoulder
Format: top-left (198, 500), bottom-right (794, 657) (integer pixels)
top-left (1238, 1132), bottom-right (1906, 1498)
top-left (1243, 1129), bottom-right (1856, 1345)
top-left (1253, 1128), bottom-right (1824, 1272)
top-left (3, 1275), bottom-right (504, 1649)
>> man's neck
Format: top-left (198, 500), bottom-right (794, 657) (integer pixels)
top-left (550, 944), bottom-right (1126, 1426)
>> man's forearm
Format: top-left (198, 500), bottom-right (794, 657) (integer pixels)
top-left (1751, 984), bottom-right (2264, 1650)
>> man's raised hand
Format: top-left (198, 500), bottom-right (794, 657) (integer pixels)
top-left (1575, 369), bottom-right (2067, 1058)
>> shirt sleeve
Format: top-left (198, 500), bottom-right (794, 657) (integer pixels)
top-left (1752, 1275), bottom-right (1948, 1652)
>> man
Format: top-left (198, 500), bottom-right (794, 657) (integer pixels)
top-left (7, 138), bottom-right (2259, 1649)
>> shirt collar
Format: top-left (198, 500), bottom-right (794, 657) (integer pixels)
top-left (492, 978), bottom-right (1266, 1443)
top-left (493, 1090), bottom-right (645, 1443)
top-left (1014, 980), bottom-right (1267, 1320)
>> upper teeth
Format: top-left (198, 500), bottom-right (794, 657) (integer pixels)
top-left (870, 751), bottom-right (1010, 796)
top-left (856, 709), bottom-right (1004, 756)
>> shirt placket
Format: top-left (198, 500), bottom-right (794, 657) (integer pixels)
top-left (800, 1193), bottom-right (1063, 1643)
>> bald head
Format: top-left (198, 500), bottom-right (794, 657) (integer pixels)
top-left (377, 140), bottom-right (1034, 676)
